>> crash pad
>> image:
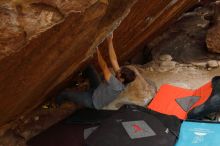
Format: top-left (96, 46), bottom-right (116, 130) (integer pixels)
top-left (175, 121), bottom-right (220, 146)
top-left (188, 76), bottom-right (220, 119)
top-left (148, 82), bottom-right (212, 120)
top-left (27, 123), bottom-right (97, 146)
top-left (86, 105), bottom-right (181, 146)
top-left (27, 109), bottom-right (116, 146)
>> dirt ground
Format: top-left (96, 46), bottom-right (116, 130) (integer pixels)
top-left (139, 61), bottom-right (220, 89)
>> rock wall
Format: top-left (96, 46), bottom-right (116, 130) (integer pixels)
top-left (206, 1), bottom-right (220, 53)
top-left (148, 3), bottom-right (220, 63)
top-left (0, 0), bottom-right (197, 127)
top-left (110, 0), bottom-right (198, 63)
top-left (0, 0), bottom-right (137, 127)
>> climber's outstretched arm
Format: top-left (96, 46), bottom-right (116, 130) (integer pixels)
top-left (97, 47), bottom-right (112, 81)
top-left (107, 33), bottom-right (120, 73)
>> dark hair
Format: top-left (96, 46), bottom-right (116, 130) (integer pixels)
top-left (120, 67), bottom-right (136, 85)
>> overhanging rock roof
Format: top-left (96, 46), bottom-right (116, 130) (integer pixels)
top-left (0, 0), bottom-right (197, 127)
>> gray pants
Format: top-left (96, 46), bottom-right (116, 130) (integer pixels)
top-left (56, 65), bottom-right (102, 108)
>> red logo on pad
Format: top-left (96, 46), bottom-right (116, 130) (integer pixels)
top-left (133, 124), bottom-right (142, 133)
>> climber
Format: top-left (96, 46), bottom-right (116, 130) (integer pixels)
top-left (56, 33), bottom-right (136, 109)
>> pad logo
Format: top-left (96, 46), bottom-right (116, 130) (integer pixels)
top-left (122, 120), bottom-right (156, 139)
top-left (133, 124), bottom-right (143, 133)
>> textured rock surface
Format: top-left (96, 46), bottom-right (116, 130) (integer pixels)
top-left (207, 23), bottom-right (220, 53)
top-left (206, 1), bottom-right (220, 53)
top-left (0, 0), bottom-right (137, 127)
top-left (108, 0), bottom-right (198, 63)
top-left (159, 60), bottom-right (177, 72)
top-left (149, 3), bottom-right (220, 63)
top-left (159, 54), bottom-right (173, 61)
top-left (207, 60), bottom-right (219, 68)
top-left (192, 62), bottom-right (207, 68)
top-left (0, 0), bottom-right (197, 128)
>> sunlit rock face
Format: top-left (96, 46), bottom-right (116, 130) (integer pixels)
top-left (0, 0), bottom-right (98, 59)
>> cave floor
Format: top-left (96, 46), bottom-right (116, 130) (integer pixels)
top-left (0, 60), bottom-right (220, 146)
top-left (139, 62), bottom-right (220, 89)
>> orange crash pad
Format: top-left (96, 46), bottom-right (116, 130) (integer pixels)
top-left (148, 82), bottom-right (212, 120)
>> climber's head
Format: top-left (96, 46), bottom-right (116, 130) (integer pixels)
top-left (116, 67), bottom-right (136, 85)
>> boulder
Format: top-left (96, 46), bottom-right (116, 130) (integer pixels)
top-left (207, 60), bottom-right (219, 68)
top-left (159, 54), bottom-right (173, 61)
top-left (0, 0), bottom-right (137, 127)
top-left (0, 0), bottom-right (198, 127)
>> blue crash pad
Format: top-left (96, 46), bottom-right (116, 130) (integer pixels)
top-left (175, 121), bottom-right (220, 146)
